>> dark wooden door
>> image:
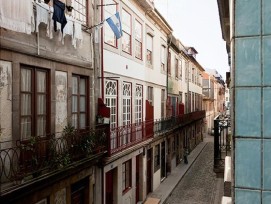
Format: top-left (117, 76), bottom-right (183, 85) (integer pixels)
top-left (136, 155), bottom-right (140, 203)
top-left (106, 170), bottom-right (114, 204)
top-left (146, 149), bottom-right (152, 194)
top-left (71, 178), bottom-right (89, 204)
top-left (161, 142), bottom-right (166, 179)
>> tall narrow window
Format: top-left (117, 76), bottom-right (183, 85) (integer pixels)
top-left (105, 80), bottom-right (118, 129)
top-left (154, 144), bottom-right (160, 172)
top-left (135, 20), bottom-right (142, 59)
top-left (72, 75), bottom-right (88, 129)
top-left (105, 80), bottom-right (118, 149)
top-left (146, 34), bottom-right (153, 66)
top-left (147, 86), bottom-right (153, 106)
top-left (72, 0), bottom-right (87, 24)
top-left (167, 51), bottom-right (171, 76)
top-left (122, 82), bottom-right (131, 126)
top-left (175, 58), bottom-right (179, 78)
top-left (161, 89), bottom-right (165, 118)
top-left (122, 9), bottom-right (131, 54)
top-left (135, 84), bottom-right (143, 124)
top-left (185, 62), bottom-right (188, 82)
top-left (104, 0), bottom-right (117, 47)
top-left (122, 160), bottom-right (131, 192)
top-left (21, 67), bottom-right (49, 139)
top-left (161, 45), bottom-right (166, 72)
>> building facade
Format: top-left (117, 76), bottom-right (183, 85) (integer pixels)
top-left (218, 0), bottom-right (271, 203)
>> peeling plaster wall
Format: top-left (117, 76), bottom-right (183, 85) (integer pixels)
top-left (0, 60), bottom-right (12, 142)
top-left (55, 71), bottom-right (68, 133)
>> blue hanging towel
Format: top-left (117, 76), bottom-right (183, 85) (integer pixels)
top-left (52, 0), bottom-right (67, 33)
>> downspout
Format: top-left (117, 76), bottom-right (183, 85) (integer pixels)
top-left (166, 34), bottom-right (173, 107)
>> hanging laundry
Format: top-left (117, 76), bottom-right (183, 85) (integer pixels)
top-left (52, 0), bottom-right (67, 33)
top-left (0, 0), bottom-right (33, 34)
top-left (72, 21), bottom-right (83, 49)
top-left (36, 2), bottom-right (50, 33)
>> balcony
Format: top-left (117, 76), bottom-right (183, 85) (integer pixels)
top-left (107, 110), bottom-right (206, 156)
top-left (0, 128), bottom-right (107, 194)
top-left (213, 115), bottom-right (231, 174)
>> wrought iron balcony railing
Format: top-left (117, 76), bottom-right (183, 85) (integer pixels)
top-left (0, 128), bottom-right (107, 193)
top-left (108, 110), bottom-right (206, 156)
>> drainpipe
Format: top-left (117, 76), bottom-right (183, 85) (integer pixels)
top-left (166, 34), bottom-right (173, 112)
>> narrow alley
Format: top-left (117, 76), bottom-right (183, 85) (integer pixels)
top-left (165, 136), bottom-right (224, 204)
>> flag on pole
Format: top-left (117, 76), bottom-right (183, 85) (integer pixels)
top-left (106, 12), bottom-right (123, 39)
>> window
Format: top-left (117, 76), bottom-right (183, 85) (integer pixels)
top-left (104, 0), bottom-right (117, 47)
top-left (175, 58), bottom-right (179, 78)
top-left (20, 67), bottom-right (49, 139)
top-left (192, 68), bottom-right (195, 83)
top-left (135, 84), bottom-right (143, 124)
top-left (72, 0), bottom-right (87, 24)
top-left (146, 34), bottom-right (153, 65)
top-left (185, 62), bottom-right (188, 82)
top-left (135, 20), bottom-right (142, 59)
top-left (179, 59), bottom-right (182, 78)
top-left (147, 86), bottom-right (153, 105)
top-left (122, 160), bottom-right (131, 192)
top-left (161, 45), bottom-right (166, 72)
top-left (105, 80), bottom-right (118, 149)
top-left (72, 75), bottom-right (88, 129)
top-left (122, 82), bottom-right (131, 126)
top-left (122, 9), bottom-right (131, 54)
top-left (167, 51), bottom-right (171, 75)
top-left (161, 89), bottom-right (165, 118)
top-left (179, 92), bottom-right (183, 104)
top-left (105, 80), bottom-right (118, 129)
top-left (185, 93), bottom-right (188, 113)
top-left (154, 145), bottom-right (160, 172)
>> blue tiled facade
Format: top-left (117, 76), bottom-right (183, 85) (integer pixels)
top-left (233, 0), bottom-right (271, 202)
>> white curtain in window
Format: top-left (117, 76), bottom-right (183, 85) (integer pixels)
top-left (0, 0), bottom-right (33, 34)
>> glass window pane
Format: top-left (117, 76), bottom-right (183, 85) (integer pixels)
top-left (37, 94), bottom-right (46, 114)
top-left (21, 117), bottom-right (31, 140)
top-left (21, 94), bottom-right (31, 115)
top-left (72, 96), bottom-right (78, 112)
top-left (37, 116), bottom-right (46, 137)
top-left (80, 96), bottom-right (86, 111)
top-left (80, 78), bottom-right (86, 95)
top-left (72, 77), bottom-right (78, 94)
top-left (21, 69), bottom-right (31, 92)
top-left (147, 34), bottom-right (153, 51)
top-left (37, 71), bottom-right (46, 92)
top-left (80, 113), bottom-right (86, 128)
top-left (72, 114), bottom-right (78, 128)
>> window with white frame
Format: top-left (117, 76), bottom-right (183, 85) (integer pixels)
top-left (105, 80), bottom-right (118, 129)
top-left (146, 34), bottom-right (153, 66)
top-left (135, 20), bottom-right (142, 59)
top-left (179, 58), bottom-right (182, 78)
top-left (122, 9), bottom-right (131, 54)
top-left (104, 0), bottom-right (117, 47)
top-left (135, 84), bottom-right (143, 124)
top-left (161, 45), bottom-right (166, 72)
top-left (72, 0), bottom-right (87, 24)
top-left (147, 86), bottom-right (153, 106)
top-left (122, 82), bottom-right (131, 126)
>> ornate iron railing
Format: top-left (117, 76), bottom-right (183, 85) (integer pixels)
top-left (0, 128), bottom-right (107, 192)
top-left (213, 115), bottom-right (231, 173)
top-left (108, 110), bottom-right (206, 156)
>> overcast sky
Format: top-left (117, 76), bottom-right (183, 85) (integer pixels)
top-left (154, 0), bottom-right (230, 79)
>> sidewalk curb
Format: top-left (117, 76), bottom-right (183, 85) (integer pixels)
top-left (162, 142), bottom-right (208, 204)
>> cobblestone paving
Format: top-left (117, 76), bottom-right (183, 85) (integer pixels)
top-left (165, 141), bottom-right (219, 204)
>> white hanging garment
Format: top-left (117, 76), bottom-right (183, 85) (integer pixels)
top-left (0, 0), bottom-right (33, 34)
top-left (72, 21), bottom-right (83, 49)
top-left (36, 2), bottom-right (50, 33)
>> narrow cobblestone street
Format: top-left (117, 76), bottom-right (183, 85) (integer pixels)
top-left (165, 136), bottom-right (223, 204)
